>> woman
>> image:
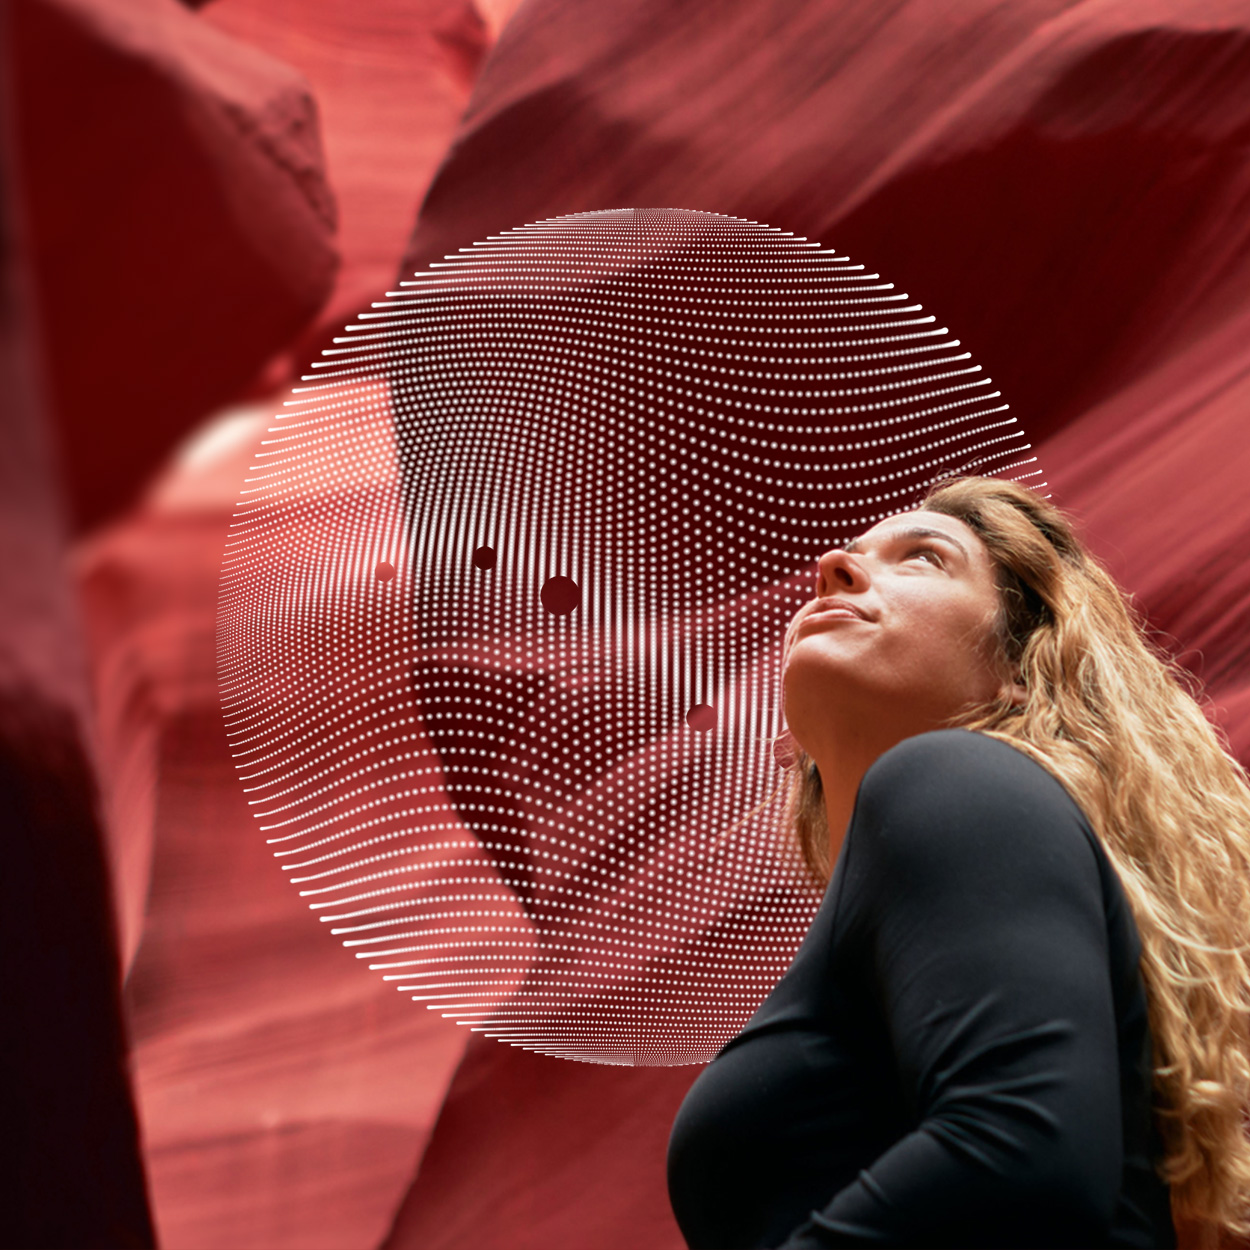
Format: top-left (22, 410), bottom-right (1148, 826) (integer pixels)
top-left (667, 476), bottom-right (1250, 1249)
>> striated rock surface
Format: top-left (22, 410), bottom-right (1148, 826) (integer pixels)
top-left (47, 0), bottom-right (501, 1242)
top-left (386, 3), bottom-right (1250, 1249)
top-left (404, 0), bottom-right (1250, 451)
top-left (77, 406), bottom-right (470, 1250)
top-left (11, 0), bottom-right (338, 531)
top-left (1040, 299), bottom-right (1250, 762)
top-left (383, 1038), bottom-right (700, 1250)
top-left (199, 0), bottom-right (524, 376)
top-left (36, 0), bottom-right (1250, 1246)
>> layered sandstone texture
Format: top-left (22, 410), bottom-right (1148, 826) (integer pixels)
top-left (11, 0), bottom-right (339, 532)
top-left (12, 0), bottom-right (498, 1246)
top-left (9, 0), bottom-right (1250, 1249)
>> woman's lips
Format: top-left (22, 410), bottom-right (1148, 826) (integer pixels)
top-left (795, 602), bottom-right (871, 630)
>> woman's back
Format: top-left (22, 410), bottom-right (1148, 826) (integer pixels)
top-left (667, 729), bottom-right (1176, 1249)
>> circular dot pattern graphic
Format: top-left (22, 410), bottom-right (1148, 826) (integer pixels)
top-left (218, 208), bottom-right (1039, 1064)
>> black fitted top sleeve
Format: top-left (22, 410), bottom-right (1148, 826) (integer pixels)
top-left (782, 733), bottom-right (1122, 1246)
top-left (667, 730), bottom-right (1175, 1249)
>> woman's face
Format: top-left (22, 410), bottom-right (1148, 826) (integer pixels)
top-left (783, 509), bottom-right (1014, 755)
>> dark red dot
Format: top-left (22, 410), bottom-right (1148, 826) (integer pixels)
top-left (540, 575), bottom-right (579, 616)
top-left (686, 703), bottom-right (715, 732)
top-left (472, 545), bottom-right (496, 570)
top-left (375, 561), bottom-right (396, 582)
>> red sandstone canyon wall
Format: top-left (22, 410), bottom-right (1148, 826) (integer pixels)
top-left (6, 1), bottom-right (1250, 1248)
top-left (0, 11), bottom-right (154, 1243)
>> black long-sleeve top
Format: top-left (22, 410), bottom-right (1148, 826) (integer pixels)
top-left (667, 729), bottom-right (1176, 1248)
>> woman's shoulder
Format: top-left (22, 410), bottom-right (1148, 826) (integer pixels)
top-left (850, 729), bottom-right (1100, 881)
top-left (867, 726), bottom-right (1045, 773)
top-left (863, 728), bottom-right (1088, 815)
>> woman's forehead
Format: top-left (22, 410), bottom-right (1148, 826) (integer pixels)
top-left (852, 509), bottom-right (986, 553)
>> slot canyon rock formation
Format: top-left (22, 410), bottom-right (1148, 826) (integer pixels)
top-left (5, 0), bottom-right (1250, 1247)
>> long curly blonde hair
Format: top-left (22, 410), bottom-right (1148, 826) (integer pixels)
top-left (783, 475), bottom-right (1250, 1246)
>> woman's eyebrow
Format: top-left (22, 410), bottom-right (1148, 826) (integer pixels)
top-left (843, 526), bottom-right (970, 561)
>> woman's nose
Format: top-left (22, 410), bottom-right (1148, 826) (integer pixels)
top-left (815, 547), bottom-right (869, 597)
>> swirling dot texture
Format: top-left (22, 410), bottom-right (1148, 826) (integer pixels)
top-left (218, 208), bottom-right (1039, 1065)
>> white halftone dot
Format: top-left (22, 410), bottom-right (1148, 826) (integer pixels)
top-left (218, 208), bottom-right (1041, 1065)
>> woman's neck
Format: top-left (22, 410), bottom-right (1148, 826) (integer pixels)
top-left (810, 715), bottom-right (941, 868)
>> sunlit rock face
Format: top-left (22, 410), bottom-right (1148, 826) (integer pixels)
top-left (11, 0), bottom-right (338, 531)
top-left (76, 404), bottom-right (471, 1250)
top-left (198, 0), bottom-right (527, 373)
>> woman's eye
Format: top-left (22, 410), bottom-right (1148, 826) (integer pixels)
top-left (908, 548), bottom-right (943, 566)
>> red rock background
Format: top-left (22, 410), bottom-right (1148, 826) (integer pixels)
top-left (1, 10), bottom-right (154, 1243)
top-left (6, 0), bottom-right (1250, 1247)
